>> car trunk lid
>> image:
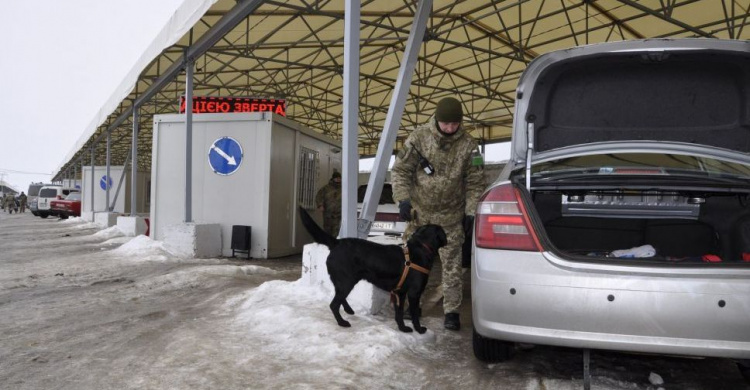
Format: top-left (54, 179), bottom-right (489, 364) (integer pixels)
top-left (511, 39), bottom-right (750, 178)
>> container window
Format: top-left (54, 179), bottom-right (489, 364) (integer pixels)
top-left (298, 147), bottom-right (319, 209)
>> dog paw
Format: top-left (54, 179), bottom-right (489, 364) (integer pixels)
top-left (398, 326), bottom-right (413, 333)
top-left (337, 320), bottom-right (351, 328)
top-left (415, 326), bottom-right (427, 334)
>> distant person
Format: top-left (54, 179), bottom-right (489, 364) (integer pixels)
top-left (4, 193), bottom-right (16, 214)
top-left (315, 170), bottom-right (342, 237)
top-left (18, 192), bottom-right (27, 213)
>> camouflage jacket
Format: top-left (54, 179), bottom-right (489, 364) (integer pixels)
top-left (315, 180), bottom-right (341, 219)
top-left (391, 115), bottom-right (485, 226)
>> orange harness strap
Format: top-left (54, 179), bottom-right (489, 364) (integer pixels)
top-left (390, 247), bottom-right (430, 306)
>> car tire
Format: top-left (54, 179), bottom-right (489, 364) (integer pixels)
top-left (59, 214), bottom-right (69, 220)
top-left (39, 213), bottom-right (49, 219)
top-left (31, 211), bottom-right (38, 216)
top-left (472, 327), bottom-right (513, 362)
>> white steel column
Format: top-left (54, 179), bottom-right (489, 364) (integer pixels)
top-left (90, 147), bottom-right (95, 212)
top-left (106, 130), bottom-right (111, 211)
top-left (184, 51), bottom-right (194, 223)
top-left (358, 0), bottom-right (432, 238)
top-left (340, 0), bottom-right (360, 238)
top-left (130, 108), bottom-right (139, 216)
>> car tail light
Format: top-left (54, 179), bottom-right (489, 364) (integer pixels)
top-left (475, 183), bottom-right (542, 251)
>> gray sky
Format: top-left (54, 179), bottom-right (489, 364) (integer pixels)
top-left (0, 0), bottom-right (188, 192)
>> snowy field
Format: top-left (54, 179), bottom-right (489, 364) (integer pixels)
top-left (0, 212), bottom-right (747, 390)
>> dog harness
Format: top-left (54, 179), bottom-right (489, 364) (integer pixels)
top-left (390, 246), bottom-right (431, 306)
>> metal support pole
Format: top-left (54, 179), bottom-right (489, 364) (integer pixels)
top-left (130, 108), bottom-right (139, 216)
top-left (358, 0), bottom-right (432, 238)
top-left (111, 145), bottom-right (131, 212)
top-left (583, 349), bottom-right (591, 390)
top-left (340, 0), bottom-right (360, 238)
top-left (90, 147), bottom-right (95, 212)
top-left (184, 50), bottom-right (194, 223)
top-left (106, 130), bottom-right (111, 211)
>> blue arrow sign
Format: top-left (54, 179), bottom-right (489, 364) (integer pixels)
top-left (208, 136), bottom-right (243, 175)
top-left (100, 175), bottom-right (112, 190)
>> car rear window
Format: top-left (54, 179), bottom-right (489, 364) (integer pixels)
top-left (28, 185), bottom-right (43, 197)
top-left (357, 184), bottom-right (395, 204)
top-left (65, 193), bottom-right (81, 201)
top-left (39, 188), bottom-right (58, 197)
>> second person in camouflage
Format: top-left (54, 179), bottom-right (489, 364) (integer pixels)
top-left (391, 97), bottom-right (485, 331)
top-left (315, 170), bottom-right (342, 237)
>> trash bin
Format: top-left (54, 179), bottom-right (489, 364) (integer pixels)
top-left (231, 225), bottom-right (252, 259)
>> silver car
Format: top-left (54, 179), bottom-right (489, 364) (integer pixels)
top-left (357, 183), bottom-right (406, 236)
top-left (471, 39), bottom-right (750, 371)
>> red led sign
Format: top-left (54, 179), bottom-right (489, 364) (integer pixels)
top-left (179, 96), bottom-right (286, 116)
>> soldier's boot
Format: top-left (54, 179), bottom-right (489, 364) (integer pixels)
top-left (444, 312), bottom-right (460, 331)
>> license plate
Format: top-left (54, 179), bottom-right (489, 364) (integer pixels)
top-left (372, 222), bottom-right (395, 230)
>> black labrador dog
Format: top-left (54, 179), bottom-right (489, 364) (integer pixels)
top-left (299, 206), bottom-right (447, 333)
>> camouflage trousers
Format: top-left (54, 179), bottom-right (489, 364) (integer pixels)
top-left (404, 220), bottom-right (464, 314)
top-left (323, 216), bottom-right (341, 237)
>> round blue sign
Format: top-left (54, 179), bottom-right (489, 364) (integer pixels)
top-left (208, 136), bottom-right (243, 176)
top-left (100, 175), bottom-right (112, 190)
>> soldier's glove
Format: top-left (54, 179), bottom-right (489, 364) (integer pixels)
top-left (398, 200), bottom-right (413, 221)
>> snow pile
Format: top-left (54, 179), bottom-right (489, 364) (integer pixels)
top-left (234, 279), bottom-right (435, 366)
top-left (59, 216), bottom-right (85, 224)
top-left (93, 225), bottom-right (125, 239)
top-left (110, 235), bottom-right (170, 261)
top-left (71, 220), bottom-right (101, 229)
top-left (99, 236), bottom-right (133, 246)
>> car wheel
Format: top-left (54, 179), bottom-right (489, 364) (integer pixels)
top-left (39, 213), bottom-right (49, 219)
top-left (31, 211), bottom-right (38, 216)
top-left (472, 327), bottom-right (513, 362)
top-left (59, 214), bottom-right (69, 220)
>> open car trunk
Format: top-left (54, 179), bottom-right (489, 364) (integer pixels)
top-left (529, 185), bottom-right (750, 264)
top-left (505, 40), bottom-right (750, 266)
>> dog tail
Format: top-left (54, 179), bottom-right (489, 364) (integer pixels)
top-left (298, 206), bottom-right (338, 248)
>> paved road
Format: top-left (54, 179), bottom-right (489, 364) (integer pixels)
top-left (0, 211), bottom-right (747, 390)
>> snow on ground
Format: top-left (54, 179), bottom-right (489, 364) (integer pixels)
top-left (234, 279), bottom-right (435, 364)
top-left (1, 213), bottom-right (746, 390)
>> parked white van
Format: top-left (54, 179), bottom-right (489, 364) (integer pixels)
top-left (27, 182), bottom-right (46, 216)
top-left (36, 185), bottom-right (78, 218)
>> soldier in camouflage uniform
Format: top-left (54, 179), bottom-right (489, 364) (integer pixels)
top-left (4, 193), bottom-right (16, 214)
top-left (315, 171), bottom-right (342, 237)
top-left (18, 192), bottom-right (27, 213)
top-left (391, 97), bottom-right (485, 331)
